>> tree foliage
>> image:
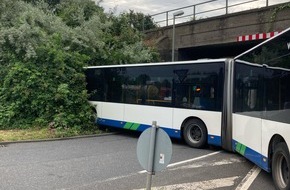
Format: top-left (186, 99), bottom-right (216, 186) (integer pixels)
top-left (0, 0), bottom-right (159, 129)
top-left (117, 10), bottom-right (157, 32)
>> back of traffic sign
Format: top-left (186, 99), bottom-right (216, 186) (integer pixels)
top-left (137, 123), bottom-right (172, 172)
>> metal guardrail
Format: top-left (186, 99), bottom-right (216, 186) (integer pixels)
top-left (146, 0), bottom-right (287, 28)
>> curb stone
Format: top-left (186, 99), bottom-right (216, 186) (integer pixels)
top-left (0, 132), bottom-right (117, 145)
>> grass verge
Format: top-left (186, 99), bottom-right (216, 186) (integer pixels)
top-left (0, 127), bottom-right (102, 142)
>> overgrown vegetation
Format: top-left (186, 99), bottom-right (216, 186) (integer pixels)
top-left (268, 2), bottom-right (290, 31)
top-left (0, 127), bottom-right (102, 142)
top-left (0, 0), bottom-right (159, 132)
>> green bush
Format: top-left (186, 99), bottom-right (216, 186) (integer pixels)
top-left (0, 0), bottom-right (159, 130)
top-left (0, 43), bottom-right (94, 129)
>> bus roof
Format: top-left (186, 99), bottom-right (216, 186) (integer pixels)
top-left (85, 58), bottom-right (228, 69)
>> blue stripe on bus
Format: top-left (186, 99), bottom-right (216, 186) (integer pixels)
top-left (97, 118), bottom-right (123, 128)
top-left (232, 140), bottom-right (270, 172)
top-left (97, 118), bottom-right (222, 146)
top-left (161, 127), bottom-right (181, 139)
top-left (97, 118), bottom-right (181, 139)
top-left (208, 135), bottom-right (222, 146)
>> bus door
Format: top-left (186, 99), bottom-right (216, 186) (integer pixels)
top-left (233, 62), bottom-right (264, 167)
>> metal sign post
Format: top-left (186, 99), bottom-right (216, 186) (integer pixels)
top-left (146, 121), bottom-right (157, 190)
top-left (137, 121), bottom-right (172, 190)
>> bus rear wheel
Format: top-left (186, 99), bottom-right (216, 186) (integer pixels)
top-left (183, 119), bottom-right (207, 148)
top-left (272, 142), bottom-right (290, 190)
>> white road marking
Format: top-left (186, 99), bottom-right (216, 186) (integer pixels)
top-left (170, 157), bottom-right (245, 171)
top-left (138, 151), bottom-right (222, 174)
top-left (93, 151), bottom-right (222, 184)
top-left (62, 150), bottom-right (251, 190)
top-left (235, 165), bottom-right (261, 190)
top-left (97, 173), bottom-right (139, 183)
top-left (134, 176), bottom-right (240, 190)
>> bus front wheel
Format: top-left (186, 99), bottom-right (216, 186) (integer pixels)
top-left (183, 119), bottom-right (207, 148)
top-left (272, 142), bottom-right (290, 190)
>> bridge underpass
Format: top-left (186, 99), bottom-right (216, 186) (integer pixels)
top-left (178, 40), bottom-right (261, 60)
top-left (144, 2), bottom-right (290, 62)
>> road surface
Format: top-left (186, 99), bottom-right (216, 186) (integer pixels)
top-left (0, 132), bottom-right (275, 190)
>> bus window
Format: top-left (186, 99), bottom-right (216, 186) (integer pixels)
top-left (173, 63), bottom-right (224, 111)
top-left (123, 65), bottom-right (173, 107)
top-left (234, 63), bottom-right (264, 113)
top-left (265, 69), bottom-right (290, 111)
top-left (86, 69), bottom-right (106, 101)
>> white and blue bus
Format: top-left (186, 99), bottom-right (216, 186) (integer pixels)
top-left (85, 27), bottom-right (290, 189)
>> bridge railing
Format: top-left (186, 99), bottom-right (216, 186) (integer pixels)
top-left (146, 0), bottom-right (288, 29)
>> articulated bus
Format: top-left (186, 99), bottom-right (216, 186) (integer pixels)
top-left (85, 27), bottom-right (290, 189)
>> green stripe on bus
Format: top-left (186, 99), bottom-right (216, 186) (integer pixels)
top-left (236, 142), bottom-right (246, 156)
top-left (236, 143), bottom-right (241, 152)
top-left (240, 144), bottom-right (246, 155)
top-left (130, 123), bottom-right (140, 130)
top-left (123, 122), bottom-right (133, 129)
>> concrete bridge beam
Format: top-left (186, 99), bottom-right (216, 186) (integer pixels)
top-left (145, 3), bottom-right (290, 61)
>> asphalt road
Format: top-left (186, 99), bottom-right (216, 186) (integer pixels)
top-left (0, 132), bottom-right (275, 190)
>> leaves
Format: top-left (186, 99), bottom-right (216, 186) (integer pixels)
top-left (0, 0), bottom-right (159, 130)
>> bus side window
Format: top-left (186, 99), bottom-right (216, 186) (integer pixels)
top-left (281, 72), bottom-right (290, 110)
top-left (264, 69), bottom-right (290, 111)
top-left (234, 65), bottom-right (263, 113)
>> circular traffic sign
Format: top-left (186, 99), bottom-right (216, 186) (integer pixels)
top-left (137, 127), bottom-right (172, 172)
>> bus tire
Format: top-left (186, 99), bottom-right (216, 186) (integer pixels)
top-left (98, 124), bottom-right (107, 131)
top-left (272, 142), bottom-right (290, 190)
top-left (183, 119), bottom-right (207, 148)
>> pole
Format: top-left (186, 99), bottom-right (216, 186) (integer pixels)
top-left (193, 5), bottom-right (196, 20)
top-left (146, 121), bottom-right (158, 190)
top-left (226, 0), bottom-right (228, 14)
top-left (166, 12), bottom-right (168, 26)
top-left (172, 16), bottom-right (176, 62)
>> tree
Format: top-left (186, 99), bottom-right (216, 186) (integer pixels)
top-left (0, 1), bottom-right (94, 129)
top-left (0, 0), bottom-right (159, 129)
top-left (119, 10), bottom-right (157, 32)
top-left (54, 0), bottom-right (105, 27)
top-left (103, 10), bottom-right (159, 65)
top-left (22, 0), bottom-right (60, 6)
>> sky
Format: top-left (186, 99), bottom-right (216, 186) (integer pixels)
top-left (98, 0), bottom-right (288, 14)
top-left (96, 0), bottom-right (289, 26)
top-left (99, 0), bottom-right (198, 14)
